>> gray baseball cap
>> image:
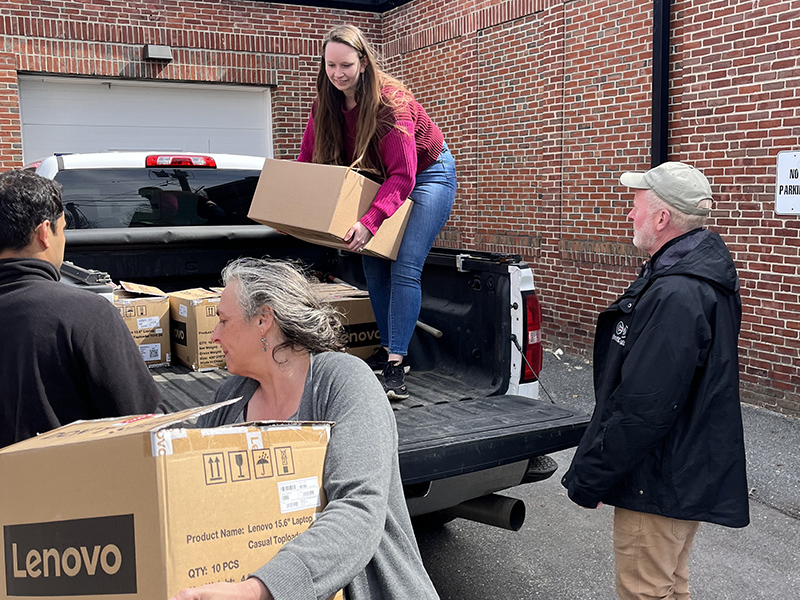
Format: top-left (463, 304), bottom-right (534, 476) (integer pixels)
top-left (619, 162), bottom-right (712, 216)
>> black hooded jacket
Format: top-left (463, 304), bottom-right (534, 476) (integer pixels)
top-left (0, 258), bottom-right (161, 448)
top-left (561, 229), bottom-right (749, 528)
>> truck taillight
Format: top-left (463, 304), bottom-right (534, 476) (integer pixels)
top-left (521, 290), bottom-right (543, 383)
top-left (145, 155), bottom-right (217, 167)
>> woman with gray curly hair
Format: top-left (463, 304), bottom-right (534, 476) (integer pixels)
top-left (171, 257), bottom-right (438, 600)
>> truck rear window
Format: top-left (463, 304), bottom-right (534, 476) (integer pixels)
top-left (55, 168), bottom-right (261, 229)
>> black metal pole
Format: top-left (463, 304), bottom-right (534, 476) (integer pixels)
top-left (652, 0), bottom-right (670, 167)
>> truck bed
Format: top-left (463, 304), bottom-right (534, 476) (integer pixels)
top-left (153, 364), bottom-right (589, 487)
top-left (153, 362), bottom-right (499, 413)
top-left (65, 229), bottom-right (590, 509)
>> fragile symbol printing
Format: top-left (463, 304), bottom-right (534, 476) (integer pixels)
top-left (228, 451), bottom-right (251, 482)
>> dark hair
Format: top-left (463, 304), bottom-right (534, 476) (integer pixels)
top-left (0, 170), bottom-right (64, 252)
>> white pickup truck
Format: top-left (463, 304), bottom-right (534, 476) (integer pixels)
top-left (30, 151), bottom-right (589, 530)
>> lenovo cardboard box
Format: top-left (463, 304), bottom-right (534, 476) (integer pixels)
top-left (113, 282), bottom-right (171, 367)
top-left (0, 402), bottom-right (341, 600)
top-left (248, 159), bottom-right (413, 261)
top-left (169, 288), bottom-right (225, 371)
top-left (311, 282), bottom-right (380, 359)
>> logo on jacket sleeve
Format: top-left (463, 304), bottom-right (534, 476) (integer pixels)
top-left (612, 321), bottom-right (628, 346)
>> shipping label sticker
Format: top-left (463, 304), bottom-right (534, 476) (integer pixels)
top-left (136, 316), bottom-right (160, 329)
top-left (138, 343), bottom-right (161, 362)
top-left (274, 446), bottom-right (295, 476)
top-left (179, 304), bottom-right (189, 318)
top-left (228, 451), bottom-right (251, 482)
top-left (278, 476), bottom-right (321, 514)
top-left (203, 452), bottom-right (227, 485)
top-left (252, 449), bottom-right (273, 479)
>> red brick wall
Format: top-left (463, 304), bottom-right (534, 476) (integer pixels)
top-left (0, 0), bottom-right (798, 414)
top-left (669, 0), bottom-right (800, 413)
top-left (0, 52), bottom-right (21, 165)
top-left (381, 0), bottom-right (800, 415)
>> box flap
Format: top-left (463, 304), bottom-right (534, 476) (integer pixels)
top-left (0, 399), bottom-right (241, 454)
top-left (310, 282), bottom-right (370, 300)
top-left (119, 281), bottom-right (168, 297)
top-left (168, 288), bottom-right (220, 301)
top-left (151, 420), bottom-right (334, 457)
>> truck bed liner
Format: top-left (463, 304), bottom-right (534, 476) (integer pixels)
top-left (153, 363), bottom-right (498, 413)
top-left (152, 364), bottom-right (589, 486)
top-left (395, 396), bottom-right (587, 484)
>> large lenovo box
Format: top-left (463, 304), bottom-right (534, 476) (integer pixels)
top-left (248, 159), bottom-right (413, 261)
top-left (0, 402), bottom-right (340, 600)
top-left (311, 282), bottom-right (380, 359)
top-left (113, 282), bottom-right (171, 368)
top-left (169, 288), bottom-right (225, 371)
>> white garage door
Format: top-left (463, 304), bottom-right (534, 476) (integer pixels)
top-left (19, 76), bottom-right (273, 164)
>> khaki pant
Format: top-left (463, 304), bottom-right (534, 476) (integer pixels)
top-left (614, 507), bottom-right (700, 600)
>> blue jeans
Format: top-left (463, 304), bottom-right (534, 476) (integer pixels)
top-left (362, 142), bottom-right (457, 357)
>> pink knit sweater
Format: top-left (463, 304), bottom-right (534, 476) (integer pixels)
top-left (297, 94), bottom-right (444, 234)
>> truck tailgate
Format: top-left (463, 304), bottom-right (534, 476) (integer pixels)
top-left (395, 396), bottom-right (588, 485)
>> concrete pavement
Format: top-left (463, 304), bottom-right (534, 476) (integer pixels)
top-left (415, 349), bottom-right (800, 599)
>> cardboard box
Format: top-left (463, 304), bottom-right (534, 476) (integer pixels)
top-left (169, 288), bottom-right (225, 371)
top-left (248, 159), bottom-right (413, 261)
top-left (0, 402), bottom-right (340, 599)
top-left (311, 282), bottom-right (380, 360)
top-left (113, 282), bottom-right (171, 368)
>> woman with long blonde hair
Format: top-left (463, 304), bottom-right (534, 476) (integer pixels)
top-left (298, 24), bottom-right (457, 400)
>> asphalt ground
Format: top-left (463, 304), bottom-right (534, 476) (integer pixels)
top-left (414, 348), bottom-right (800, 599)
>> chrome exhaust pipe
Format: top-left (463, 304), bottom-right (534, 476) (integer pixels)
top-left (443, 493), bottom-right (526, 531)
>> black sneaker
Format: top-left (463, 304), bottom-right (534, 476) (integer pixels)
top-left (382, 361), bottom-right (409, 401)
top-left (365, 347), bottom-right (390, 373)
top-left (365, 347), bottom-right (410, 374)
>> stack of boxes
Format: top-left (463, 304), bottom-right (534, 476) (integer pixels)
top-left (112, 281), bottom-right (379, 371)
top-left (113, 284), bottom-right (223, 372)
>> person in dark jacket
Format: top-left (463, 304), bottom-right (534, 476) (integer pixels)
top-left (0, 169), bottom-right (161, 448)
top-left (561, 162), bottom-right (749, 600)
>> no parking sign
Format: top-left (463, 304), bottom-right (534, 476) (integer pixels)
top-left (776, 150), bottom-right (800, 215)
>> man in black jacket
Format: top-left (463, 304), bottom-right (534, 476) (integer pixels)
top-left (562, 162), bottom-right (749, 600)
top-left (0, 169), bottom-right (161, 448)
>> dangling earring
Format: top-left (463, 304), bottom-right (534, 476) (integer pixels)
top-left (261, 331), bottom-right (270, 353)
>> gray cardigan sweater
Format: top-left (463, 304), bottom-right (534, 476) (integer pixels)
top-left (198, 352), bottom-right (439, 600)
